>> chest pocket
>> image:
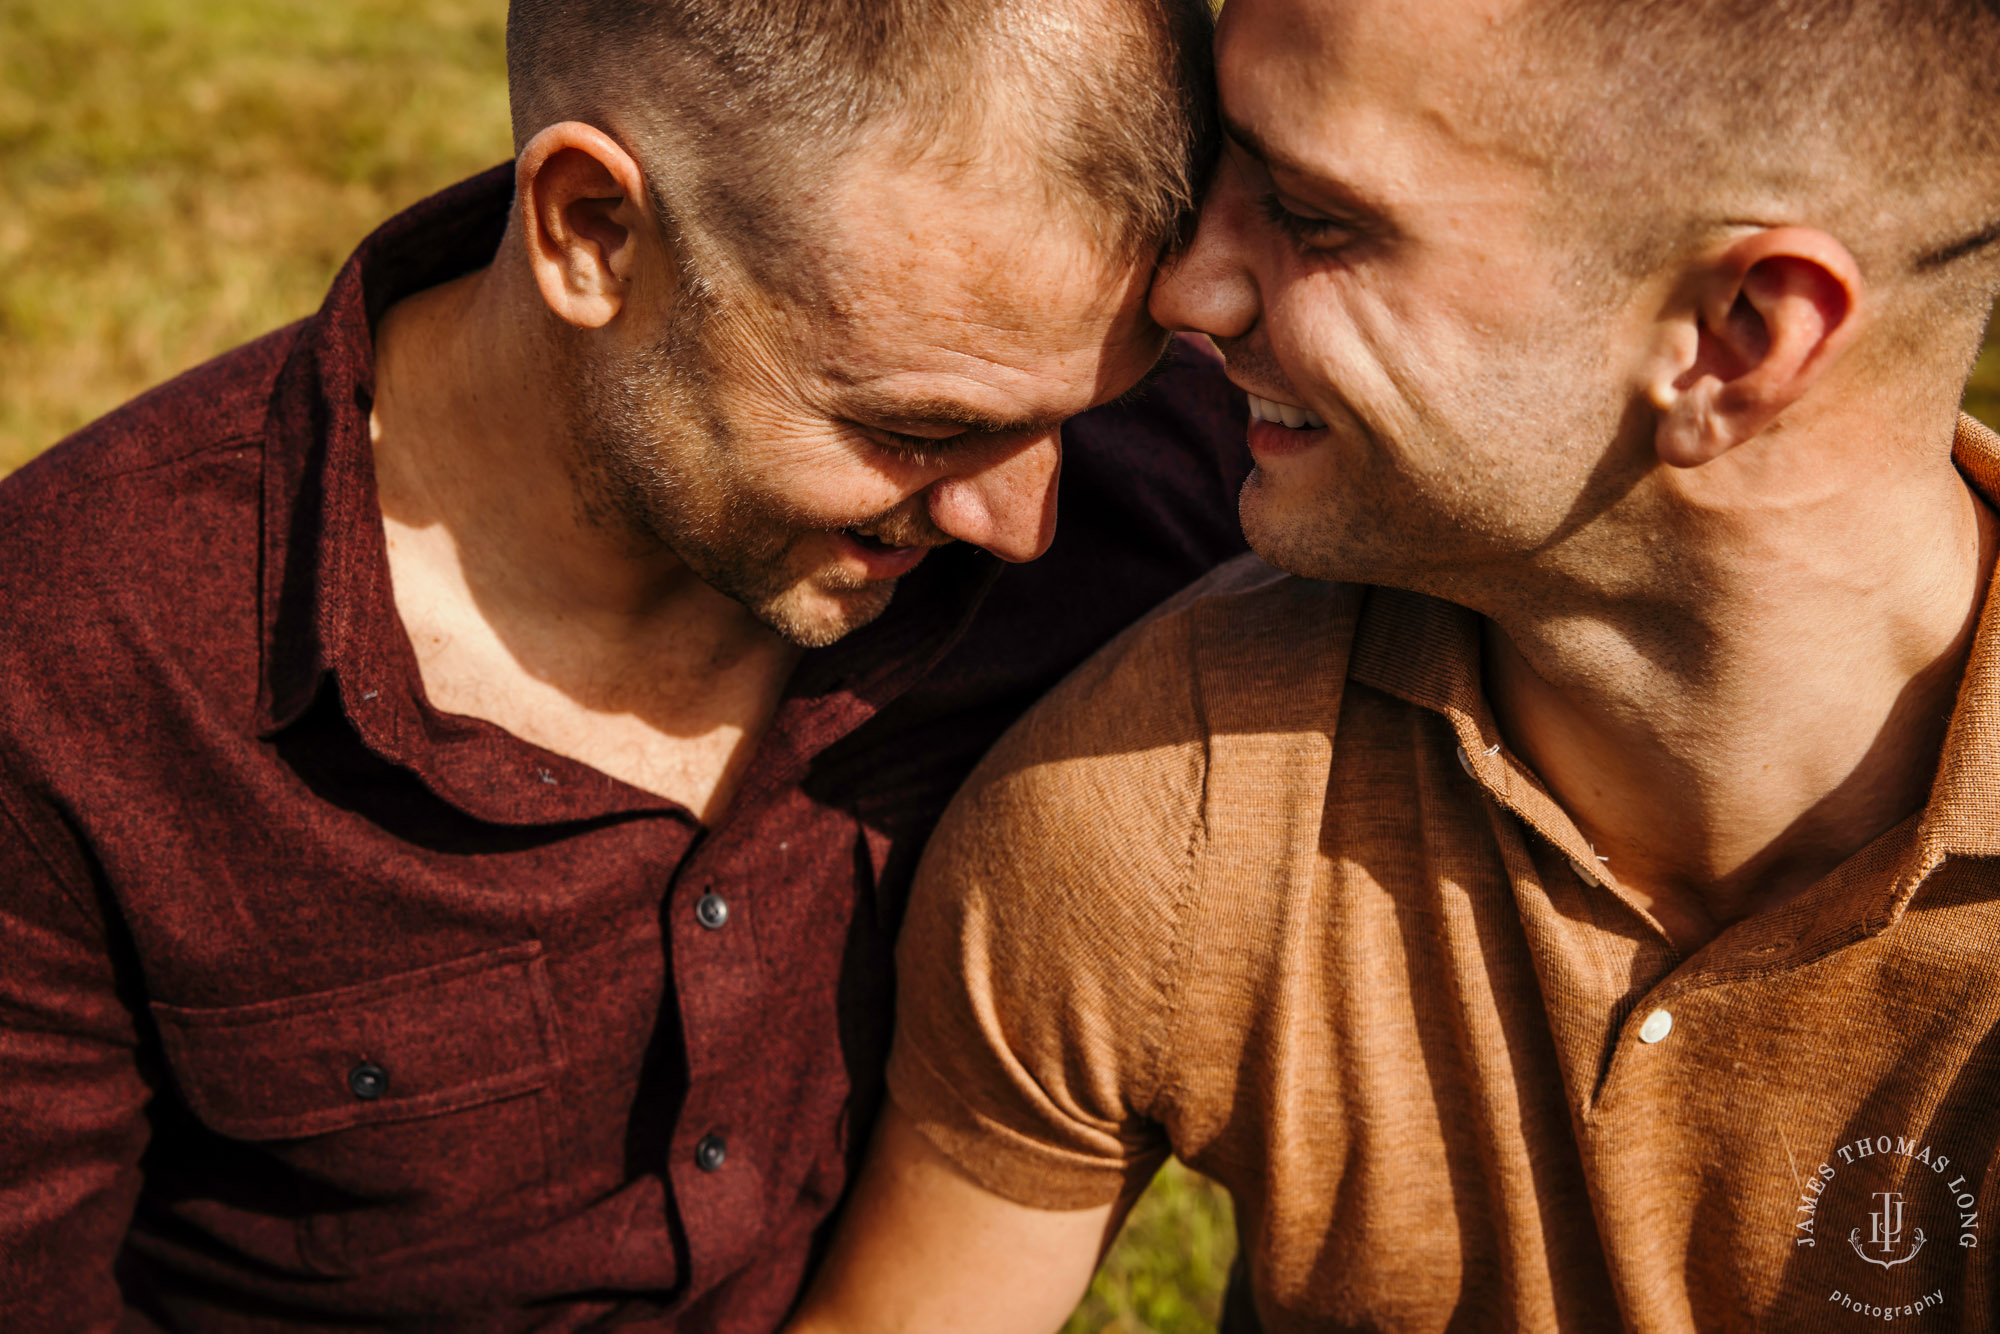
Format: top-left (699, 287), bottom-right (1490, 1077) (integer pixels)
top-left (151, 941), bottom-right (565, 1276)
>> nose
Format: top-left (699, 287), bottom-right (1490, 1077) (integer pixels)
top-left (924, 431), bottom-right (1062, 563)
top-left (1149, 152), bottom-right (1262, 342)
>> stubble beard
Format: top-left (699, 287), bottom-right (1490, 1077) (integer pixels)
top-left (1224, 326), bottom-right (1633, 612)
top-left (561, 328), bottom-right (900, 650)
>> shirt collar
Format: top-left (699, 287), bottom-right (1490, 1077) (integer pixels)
top-left (1916, 413), bottom-right (2000, 862)
top-left (257, 163), bottom-right (515, 734)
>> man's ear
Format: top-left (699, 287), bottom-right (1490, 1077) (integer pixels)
top-left (1644, 227), bottom-right (1863, 468)
top-left (516, 122), bottom-right (653, 330)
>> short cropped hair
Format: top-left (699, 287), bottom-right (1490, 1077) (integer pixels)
top-left (506, 0), bottom-right (1218, 290)
top-left (1514, 0), bottom-right (2000, 320)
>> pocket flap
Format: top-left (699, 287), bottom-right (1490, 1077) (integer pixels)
top-left (152, 942), bottom-right (564, 1140)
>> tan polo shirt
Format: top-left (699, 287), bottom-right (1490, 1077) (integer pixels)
top-left (889, 416), bottom-right (2000, 1333)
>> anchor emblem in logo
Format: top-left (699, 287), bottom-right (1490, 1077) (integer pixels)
top-left (1850, 1191), bottom-right (1927, 1268)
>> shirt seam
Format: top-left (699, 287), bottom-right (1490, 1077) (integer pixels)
top-left (31, 431), bottom-right (265, 502)
top-left (1144, 608), bottom-right (1210, 1132)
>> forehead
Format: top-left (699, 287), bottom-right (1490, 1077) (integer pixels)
top-left (797, 136), bottom-right (1156, 410)
top-left (1217, 0), bottom-right (1539, 197)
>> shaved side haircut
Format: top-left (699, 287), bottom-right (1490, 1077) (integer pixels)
top-left (1511, 0), bottom-right (2000, 376)
top-left (506, 0), bottom-right (1218, 294)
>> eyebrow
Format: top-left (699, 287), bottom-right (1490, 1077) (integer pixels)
top-left (842, 392), bottom-right (1073, 439)
top-left (1221, 111), bottom-right (1390, 225)
top-left (1916, 216), bottom-right (2000, 273)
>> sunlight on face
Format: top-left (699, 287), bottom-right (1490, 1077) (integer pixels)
top-left (578, 131), bottom-right (1165, 648)
top-left (1157, 0), bottom-right (1652, 606)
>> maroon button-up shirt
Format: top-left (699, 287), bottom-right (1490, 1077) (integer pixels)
top-left (0, 167), bottom-right (1249, 1332)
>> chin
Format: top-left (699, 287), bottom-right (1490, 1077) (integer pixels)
top-left (1239, 474), bottom-right (1381, 587)
top-left (754, 578), bottom-right (900, 650)
top-left (1240, 476), bottom-right (1328, 580)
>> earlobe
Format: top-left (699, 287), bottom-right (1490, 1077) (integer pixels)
top-left (1643, 320), bottom-right (1719, 468)
top-left (516, 122), bottom-right (650, 331)
top-left (1654, 377), bottom-right (1731, 469)
top-left (1646, 227), bottom-right (1862, 470)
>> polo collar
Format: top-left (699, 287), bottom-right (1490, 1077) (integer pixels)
top-left (1915, 413), bottom-right (2000, 863)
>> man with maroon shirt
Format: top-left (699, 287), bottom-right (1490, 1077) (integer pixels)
top-left (0, 1), bottom-right (1244, 1328)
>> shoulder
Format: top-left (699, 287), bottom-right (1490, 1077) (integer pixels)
top-left (909, 553), bottom-right (1362, 996)
top-left (0, 326), bottom-right (296, 734)
top-left (1055, 334), bottom-right (1250, 571)
top-left (976, 553), bottom-right (1362, 794)
top-left (891, 557), bottom-right (1363, 1174)
top-left (1064, 333), bottom-right (1246, 475)
top-left (6, 322), bottom-right (299, 504)
top-left (0, 324), bottom-right (298, 564)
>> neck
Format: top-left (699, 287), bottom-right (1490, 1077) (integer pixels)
top-left (369, 244), bottom-right (796, 725)
top-left (1482, 416), bottom-right (1994, 953)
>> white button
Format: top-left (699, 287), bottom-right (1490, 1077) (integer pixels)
top-left (1456, 745), bottom-right (1476, 777)
top-left (1568, 857), bottom-right (1599, 888)
top-left (1638, 1009), bottom-right (1674, 1044)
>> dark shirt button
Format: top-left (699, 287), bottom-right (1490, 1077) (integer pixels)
top-left (695, 892), bottom-right (730, 930)
top-left (348, 1061), bottom-right (388, 1100)
top-left (695, 1133), bottom-right (728, 1172)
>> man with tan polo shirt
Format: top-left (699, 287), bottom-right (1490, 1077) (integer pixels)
top-left (781, 0), bottom-right (2000, 1330)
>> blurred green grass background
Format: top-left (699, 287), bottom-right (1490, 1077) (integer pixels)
top-left (0, 0), bottom-right (515, 471)
top-left (0, 1), bottom-right (1993, 1327)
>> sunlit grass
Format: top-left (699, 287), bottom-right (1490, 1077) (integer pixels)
top-left (0, 0), bottom-right (510, 470)
top-left (1064, 1162), bottom-right (1238, 1334)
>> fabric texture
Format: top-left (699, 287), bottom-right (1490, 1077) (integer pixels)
top-left (890, 416), bottom-right (2000, 1334)
top-left (0, 164), bottom-right (1251, 1332)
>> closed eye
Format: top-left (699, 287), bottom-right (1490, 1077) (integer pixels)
top-left (1257, 193), bottom-right (1360, 253)
top-left (874, 426), bottom-right (959, 450)
top-left (854, 424), bottom-right (969, 470)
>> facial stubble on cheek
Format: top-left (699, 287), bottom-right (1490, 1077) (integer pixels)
top-left (1242, 411), bottom-right (1567, 593)
top-left (1222, 309), bottom-right (1636, 597)
top-left (563, 331), bottom-right (912, 650)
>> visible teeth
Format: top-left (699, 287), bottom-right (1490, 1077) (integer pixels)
top-left (1247, 392), bottom-right (1327, 431)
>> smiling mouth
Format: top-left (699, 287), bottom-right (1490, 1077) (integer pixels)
top-left (833, 527), bottom-right (944, 581)
top-left (843, 528), bottom-right (954, 556)
top-left (1246, 392), bottom-right (1327, 431)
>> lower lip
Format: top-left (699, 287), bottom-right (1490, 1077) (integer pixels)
top-left (833, 532), bottom-right (933, 580)
top-left (1246, 417), bottom-right (1328, 459)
